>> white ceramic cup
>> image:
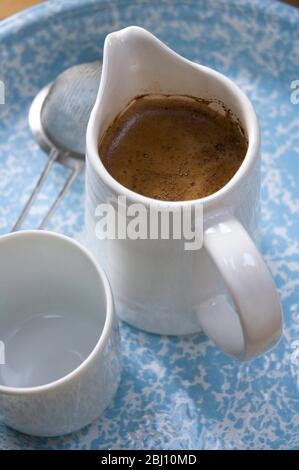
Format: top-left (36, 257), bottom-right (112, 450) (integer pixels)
top-left (0, 230), bottom-right (121, 436)
top-left (85, 26), bottom-right (282, 360)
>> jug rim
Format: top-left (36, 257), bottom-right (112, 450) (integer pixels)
top-left (86, 26), bottom-right (260, 209)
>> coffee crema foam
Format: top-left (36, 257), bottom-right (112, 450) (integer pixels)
top-left (99, 95), bottom-right (248, 201)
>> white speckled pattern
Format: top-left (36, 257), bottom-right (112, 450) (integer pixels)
top-left (0, 0), bottom-right (298, 450)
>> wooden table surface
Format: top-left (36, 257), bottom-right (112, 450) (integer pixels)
top-left (0, 0), bottom-right (43, 19)
top-left (0, 0), bottom-right (298, 19)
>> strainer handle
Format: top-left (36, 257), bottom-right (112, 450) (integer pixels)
top-left (11, 148), bottom-right (59, 232)
top-left (38, 163), bottom-right (83, 230)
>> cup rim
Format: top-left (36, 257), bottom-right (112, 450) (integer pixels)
top-left (0, 230), bottom-right (115, 395)
top-left (86, 26), bottom-right (260, 209)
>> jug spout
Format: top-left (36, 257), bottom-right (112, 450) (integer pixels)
top-left (101, 25), bottom-right (181, 99)
top-left (94, 26), bottom-right (206, 139)
top-left (90, 26), bottom-right (249, 147)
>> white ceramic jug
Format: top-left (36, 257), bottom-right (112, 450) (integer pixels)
top-left (86, 26), bottom-right (282, 360)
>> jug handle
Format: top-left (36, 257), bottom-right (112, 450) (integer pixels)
top-left (197, 215), bottom-right (282, 360)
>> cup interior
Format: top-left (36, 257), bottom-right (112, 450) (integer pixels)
top-left (0, 231), bottom-right (108, 389)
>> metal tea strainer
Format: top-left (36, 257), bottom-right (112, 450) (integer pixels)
top-left (11, 61), bottom-right (102, 231)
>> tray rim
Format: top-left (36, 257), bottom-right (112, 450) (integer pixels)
top-left (0, 0), bottom-right (298, 45)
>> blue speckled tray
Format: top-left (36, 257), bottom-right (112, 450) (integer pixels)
top-left (0, 0), bottom-right (299, 450)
